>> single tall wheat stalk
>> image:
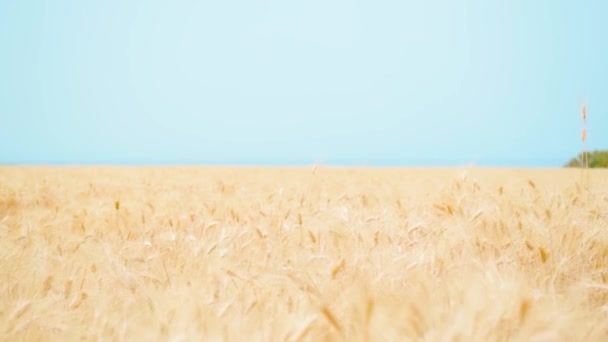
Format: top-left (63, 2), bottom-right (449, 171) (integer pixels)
top-left (580, 102), bottom-right (589, 193)
top-left (581, 103), bottom-right (588, 168)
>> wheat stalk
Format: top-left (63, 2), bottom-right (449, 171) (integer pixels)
top-left (581, 102), bottom-right (588, 168)
top-left (581, 102), bottom-right (589, 200)
top-left (580, 102), bottom-right (589, 192)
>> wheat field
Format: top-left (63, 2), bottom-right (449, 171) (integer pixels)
top-left (1, 166), bottom-right (608, 341)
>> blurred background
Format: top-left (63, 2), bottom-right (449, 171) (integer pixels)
top-left (1, 1), bottom-right (606, 167)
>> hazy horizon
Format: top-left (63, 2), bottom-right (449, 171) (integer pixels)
top-left (0, 156), bottom-right (575, 168)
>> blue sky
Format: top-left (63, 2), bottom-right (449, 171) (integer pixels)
top-left (1, 1), bottom-right (606, 166)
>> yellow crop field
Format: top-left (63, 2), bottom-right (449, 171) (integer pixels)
top-left (1, 166), bottom-right (608, 341)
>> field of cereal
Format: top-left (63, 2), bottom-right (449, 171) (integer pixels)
top-left (1, 166), bottom-right (608, 341)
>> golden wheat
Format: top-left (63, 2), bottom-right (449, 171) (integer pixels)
top-left (1, 166), bottom-right (608, 341)
top-left (581, 102), bottom-right (590, 197)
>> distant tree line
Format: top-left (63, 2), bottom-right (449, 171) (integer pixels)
top-left (565, 150), bottom-right (608, 168)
